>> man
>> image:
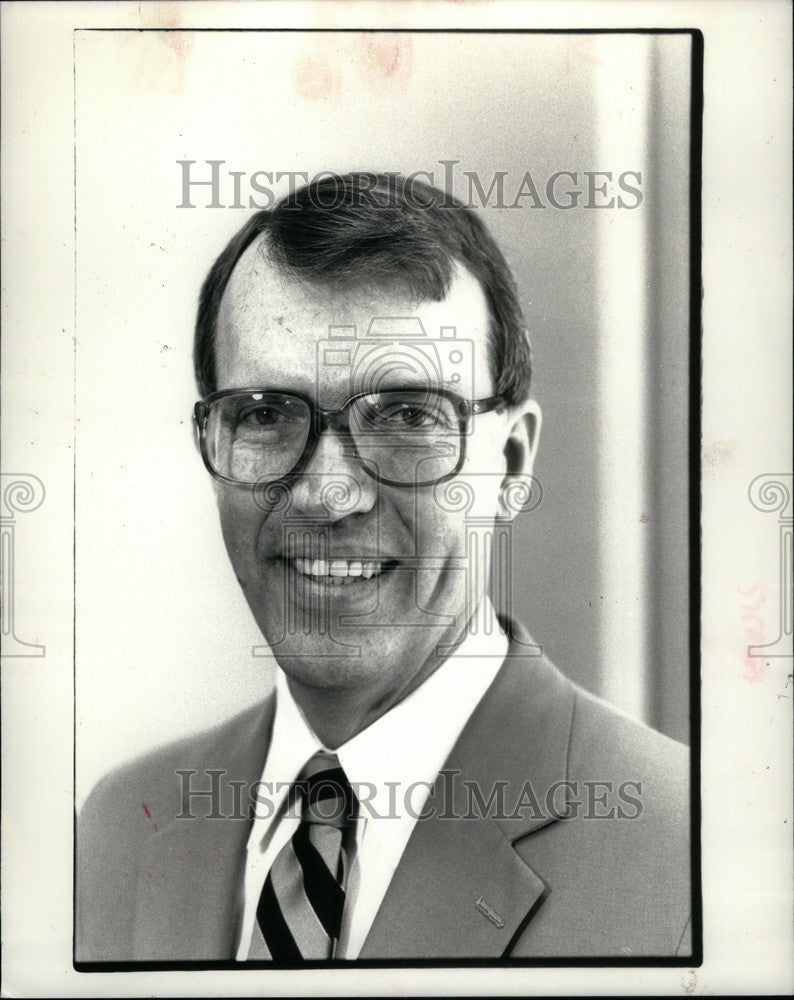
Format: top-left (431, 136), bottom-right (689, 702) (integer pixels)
top-left (76, 173), bottom-right (691, 962)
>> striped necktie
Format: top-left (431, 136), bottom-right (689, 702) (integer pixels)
top-left (256, 750), bottom-right (355, 960)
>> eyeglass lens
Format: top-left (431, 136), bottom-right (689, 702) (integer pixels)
top-left (204, 390), bottom-right (461, 485)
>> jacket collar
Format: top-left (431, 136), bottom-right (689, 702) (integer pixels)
top-left (359, 628), bottom-right (576, 959)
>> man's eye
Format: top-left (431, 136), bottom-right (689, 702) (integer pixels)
top-left (394, 405), bottom-right (432, 426)
top-left (375, 403), bottom-right (446, 429)
top-left (239, 407), bottom-right (293, 428)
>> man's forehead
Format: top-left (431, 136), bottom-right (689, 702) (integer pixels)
top-left (214, 235), bottom-right (492, 389)
top-left (219, 236), bottom-right (418, 330)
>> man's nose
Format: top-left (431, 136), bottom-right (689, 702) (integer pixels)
top-left (288, 428), bottom-right (378, 521)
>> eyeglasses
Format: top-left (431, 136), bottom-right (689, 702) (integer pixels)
top-left (194, 387), bottom-right (506, 488)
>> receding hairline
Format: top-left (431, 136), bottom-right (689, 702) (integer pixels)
top-left (216, 229), bottom-right (491, 333)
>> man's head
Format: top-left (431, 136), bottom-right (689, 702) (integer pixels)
top-left (194, 173), bottom-right (541, 709)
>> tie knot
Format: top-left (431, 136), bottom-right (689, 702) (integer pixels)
top-left (297, 750), bottom-right (355, 829)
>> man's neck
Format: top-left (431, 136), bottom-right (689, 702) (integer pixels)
top-left (280, 598), bottom-right (505, 749)
top-left (284, 644), bottom-right (449, 749)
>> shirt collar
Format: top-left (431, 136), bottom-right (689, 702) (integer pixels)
top-left (337, 600), bottom-right (507, 817)
top-left (266, 597), bottom-right (506, 805)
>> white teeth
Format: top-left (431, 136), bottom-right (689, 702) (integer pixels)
top-left (291, 557), bottom-right (388, 580)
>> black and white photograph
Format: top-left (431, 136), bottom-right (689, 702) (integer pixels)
top-left (73, 26), bottom-right (699, 965)
top-left (1, 1), bottom-right (791, 995)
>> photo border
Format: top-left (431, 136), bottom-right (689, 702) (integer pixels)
top-left (68, 24), bottom-right (704, 975)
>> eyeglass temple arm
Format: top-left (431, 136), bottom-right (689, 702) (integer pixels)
top-left (470, 394), bottom-right (507, 415)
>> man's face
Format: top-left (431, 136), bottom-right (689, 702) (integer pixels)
top-left (211, 238), bottom-right (539, 704)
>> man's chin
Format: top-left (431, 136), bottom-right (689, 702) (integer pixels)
top-left (249, 560), bottom-right (470, 687)
top-left (265, 641), bottom-right (397, 695)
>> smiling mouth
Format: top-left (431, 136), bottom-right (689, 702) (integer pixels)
top-left (285, 557), bottom-right (400, 585)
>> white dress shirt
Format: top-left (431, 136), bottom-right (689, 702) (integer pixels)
top-left (235, 598), bottom-right (508, 960)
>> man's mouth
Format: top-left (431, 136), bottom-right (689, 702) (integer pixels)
top-left (286, 557), bottom-right (399, 586)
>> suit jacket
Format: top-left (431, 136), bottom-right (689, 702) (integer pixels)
top-left (76, 637), bottom-right (692, 962)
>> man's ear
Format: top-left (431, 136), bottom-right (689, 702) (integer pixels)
top-left (498, 399), bottom-right (542, 522)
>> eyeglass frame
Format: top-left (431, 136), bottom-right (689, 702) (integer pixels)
top-left (193, 386), bottom-right (508, 489)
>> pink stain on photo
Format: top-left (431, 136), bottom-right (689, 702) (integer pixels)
top-left (355, 35), bottom-right (413, 90)
top-left (737, 581), bottom-right (769, 682)
top-left (292, 50), bottom-right (342, 102)
top-left (141, 802), bottom-right (159, 832)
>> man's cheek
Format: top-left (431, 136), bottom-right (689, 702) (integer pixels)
top-left (217, 498), bottom-right (267, 571)
top-left (413, 510), bottom-right (469, 564)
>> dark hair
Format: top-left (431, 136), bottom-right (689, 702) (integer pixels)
top-left (194, 172), bottom-right (532, 405)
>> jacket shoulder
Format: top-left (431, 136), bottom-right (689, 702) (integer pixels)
top-left (567, 681), bottom-right (689, 818)
top-left (75, 698), bottom-right (272, 962)
top-left (79, 697), bottom-right (273, 830)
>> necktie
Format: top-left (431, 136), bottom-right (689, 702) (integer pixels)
top-left (256, 750), bottom-right (355, 960)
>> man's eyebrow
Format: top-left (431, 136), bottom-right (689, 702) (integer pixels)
top-left (363, 376), bottom-right (462, 390)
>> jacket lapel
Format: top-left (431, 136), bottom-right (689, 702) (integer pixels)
top-left (132, 697), bottom-right (275, 960)
top-left (359, 636), bottom-right (576, 959)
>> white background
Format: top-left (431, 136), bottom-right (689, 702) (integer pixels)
top-left (2, 1), bottom-right (792, 996)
